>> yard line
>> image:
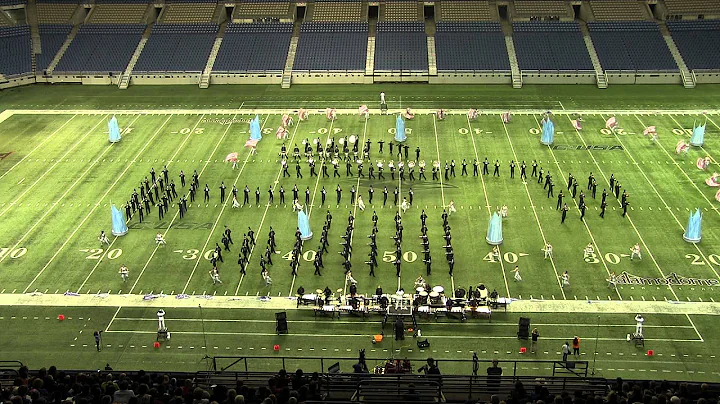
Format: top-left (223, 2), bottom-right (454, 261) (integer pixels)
top-left (128, 113), bottom-right (239, 294)
top-left (180, 113), bottom-right (263, 294)
top-left (497, 116), bottom-right (566, 298)
top-left (618, 115), bottom-right (720, 282)
top-left (289, 118), bottom-right (340, 297)
top-left (235, 116), bottom-right (303, 295)
top-left (685, 314), bottom-right (704, 342)
top-left (431, 115), bottom-right (446, 207)
top-left (0, 115), bottom-right (108, 219)
top-left (104, 306), bottom-right (123, 332)
top-left (0, 114), bottom-right (78, 183)
top-left (569, 114), bottom-right (682, 301)
top-left (466, 117), bottom-right (511, 298)
top-left (23, 115), bottom-right (175, 294)
top-left (74, 114), bottom-right (202, 293)
top-left (0, 115), bottom-right (142, 268)
top-left (532, 115), bottom-right (622, 300)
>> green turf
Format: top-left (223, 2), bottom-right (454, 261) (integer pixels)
top-left (1, 84), bottom-right (720, 381)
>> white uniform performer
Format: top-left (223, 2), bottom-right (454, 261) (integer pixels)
top-left (400, 198), bottom-right (410, 213)
top-left (155, 232), bottom-right (166, 246)
top-left (232, 195), bottom-right (240, 208)
top-left (357, 195), bottom-right (365, 211)
top-left (448, 200), bottom-right (457, 216)
top-left (560, 271), bottom-right (570, 288)
top-left (492, 246), bottom-right (500, 261)
top-left (583, 243), bottom-right (594, 259)
top-left (346, 271), bottom-right (358, 285)
top-left (119, 265), bottom-right (129, 282)
top-left (543, 243), bottom-right (553, 259)
top-left (157, 309), bottom-right (166, 331)
top-left (501, 205), bottom-right (508, 218)
top-left (210, 268), bottom-right (222, 284)
top-left (512, 266), bottom-right (522, 282)
top-left (262, 268), bottom-right (272, 286)
top-left (630, 243), bottom-right (642, 260)
top-left (380, 92), bottom-right (386, 104)
top-left (634, 314), bottom-right (645, 337)
top-left (99, 231), bottom-right (110, 246)
top-left (292, 199), bottom-right (303, 212)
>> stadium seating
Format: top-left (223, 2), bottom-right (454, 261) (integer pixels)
top-left (234, 0), bottom-right (291, 20)
top-left (667, 20), bottom-right (720, 70)
top-left (36, 2), bottom-right (78, 24)
top-left (133, 23), bottom-right (218, 72)
top-left (0, 0), bottom-right (25, 5)
top-left (588, 0), bottom-right (647, 21)
top-left (664, 0), bottom-right (720, 18)
top-left (161, 1), bottom-right (216, 23)
top-left (312, 1), bottom-right (363, 22)
top-left (588, 21), bottom-right (677, 71)
top-left (375, 21), bottom-right (428, 71)
top-left (213, 23), bottom-right (292, 72)
top-left (54, 24), bottom-right (145, 73)
top-left (435, 22), bottom-right (510, 71)
top-left (0, 26), bottom-right (32, 76)
top-left (512, 22), bottom-right (593, 71)
top-left (0, 16), bottom-right (12, 27)
top-left (513, 1), bottom-right (573, 20)
top-left (437, 1), bottom-right (492, 21)
top-left (88, 3), bottom-right (148, 24)
top-left (382, 2), bottom-right (420, 21)
top-left (293, 22), bottom-right (368, 71)
top-left (37, 24), bottom-right (72, 71)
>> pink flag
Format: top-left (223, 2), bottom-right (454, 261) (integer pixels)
top-left (716, 189), bottom-right (720, 202)
top-left (643, 126), bottom-right (656, 136)
top-left (225, 152), bottom-right (239, 162)
top-left (244, 139), bottom-right (259, 148)
top-left (571, 120), bottom-right (582, 130)
top-left (359, 105), bottom-right (369, 116)
top-left (605, 117), bottom-right (617, 129)
top-left (676, 140), bottom-right (689, 154)
top-left (298, 109), bottom-right (308, 121)
top-left (697, 157), bottom-right (711, 170)
top-left (706, 174), bottom-right (720, 187)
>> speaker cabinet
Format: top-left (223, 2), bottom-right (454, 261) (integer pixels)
top-left (275, 312), bottom-right (288, 334)
top-left (517, 317), bottom-right (530, 339)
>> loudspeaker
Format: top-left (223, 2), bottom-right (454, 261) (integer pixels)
top-left (566, 361), bottom-right (576, 369)
top-left (275, 312), bottom-right (288, 334)
top-left (417, 339), bottom-right (430, 349)
top-left (517, 317), bottom-right (530, 339)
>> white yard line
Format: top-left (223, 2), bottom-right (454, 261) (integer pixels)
top-left (431, 115), bottom-right (446, 207)
top-left (496, 116), bottom-right (566, 298)
top-left (0, 114), bottom-right (78, 183)
top-left (23, 115), bottom-right (176, 294)
top-left (532, 115), bottom-right (622, 300)
top-left (104, 306), bottom-right (123, 332)
top-left (466, 117), bottom-right (511, 298)
top-left (234, 117), bottom-right (303, 295)
top-left (180, 114), bottom-right (262, 294)
top-left (0, 115), bottom-right (107, 219)
top-left (127, 114), bottom-right (234, 294)
top-left (0, 115), bottom-right (141, 267)
top-left (289, 118), bottom-right (341, 297)
top-left (625, 115), bottom-right (720, 282)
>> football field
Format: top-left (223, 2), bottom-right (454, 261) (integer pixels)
top-left (0, 84), bottom-right (719, 381)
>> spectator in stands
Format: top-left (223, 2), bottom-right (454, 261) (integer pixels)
top-left (486, 359), bottom-right (502, 393)
top-left (403, 383), bottom-right (421, 401)
top-left (572, 336), bottom-right (581, 356)
top-left (113, 380), bottom-right (135, 404)
top-left (291, 369), bottom-right (306, 390)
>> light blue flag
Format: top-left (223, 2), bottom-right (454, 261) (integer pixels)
top-left (683, 208), bottom-right (702, 243)
top-left (111, 204), bottom-right (128, 236)
top-left (395, 115), bottom-right (407, 142)
top-left (690, 123), bottom-right (705, 146)
top-left (486, 212), bottom-right (503, 245)
top-left (541, 118), bottom-right (554, 145)
top-left (298, 209), bottom-right (313, 240)
top-left (108, 116), bottom-right (121, 143)
top-left (250, 115), bottom-right (262, 141)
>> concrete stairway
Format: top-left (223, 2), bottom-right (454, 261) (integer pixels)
top-left (579, 21), bottom-right (607, 88)
top-left (658, 21), bottom-right (695, 88)
top-left (365, 36), bottom-right (375, 75)
top-left (45, 24), bottom-right (79, 74)
top-left (199, 37), bottom-right (224, 89)
top-left (427, 36), bottom-right (437, 76)
top-left (281, 36), bottom-right (299, 88)
top-left (27, 0), bottom-right (41, 54)
top-left (504, 36), bottom-right (522, 88)
top-left (118, 25), bottom-right (151, 89)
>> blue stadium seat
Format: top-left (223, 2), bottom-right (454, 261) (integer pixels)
top-left (37, 24), bottom-right (72, 71)
top-left (134, 23), bottom-right (218, 72)
top-left (294, 22), bottom-right (368, 71)
top-left (667, 20), bottom-right (720, 70)
top-left (512, 21), bottom-right (593, 71)
top-left (375, 22), bottom-right (428, 71)
top-left (213, 23), bottom-right (292, 72)
top-left (54, 24), bottom-right (145, 73)
top-left (0, 26), bottom-right (33, 76)
top-left (435, 22), bottom-right (510, 71)
top-left (588, 21), bottom-right (677, 71)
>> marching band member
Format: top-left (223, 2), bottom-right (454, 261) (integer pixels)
top-left (500, 205), bottom-right (508, 218)
top-left (437, 109), bottom-right (446, 120)
top-left (357, 195), bottom-right (366, 212)
top-left (298, 108), bottom-right (308, 121)
top-left (543, 243), bottom-right (553, 259)
top-left (404, 108), bottom-right (414, 120)
top-left (468, 109), bottom-right (478, 120)
top-left (448, 200), bottom-right (457, 216)
top-left (155, 232), bottom-right (166, 246)
top-left (630, 243), bottom-right (642, 261)
top-left (583, 243), bottom-right (594, 259)
top-left (401, 197), bottom-right (410, 213)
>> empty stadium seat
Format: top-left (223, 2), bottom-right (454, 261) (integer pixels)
top-left (383, 2), bottom-right (420, 21)
top-left (435, 22), bottom-right (510, 71)
top-left (54, 24), bottom-right (145, 73)
top-left (213, 22), bottom-right (292, 72)
top-left (88, 3), bottom-right (149, 24)
top-left (667, 20), bottom-right (720, 70)
top-left (37, 24), bottom-right (72, 71)
top-left (588, 21), bottom-right (677, 71)
top-left (512, 21), bottom-right (593, 71)
top-left (234, 0), bottom-right (290, 20)
top-left (312, 1), bottom-right (363, 22)
top-left (0, 25), bottom-right (32, 76)
top-left (437, 1), bottom-right (492, 21)
top-left (513, 1), bottom-right (572, 20)
top-left (37, 2), bottom-right (78, 24)
top-left (133, 23), bottom-right (218, 72)
top-left (375, 21), bottom-right (428, 71)
top-left (663, 0), bottom-right (720, 18)
top-left (588, 0), bottom-right (646, 21)
top-left (162, 2), bottom-right (216, 23)
top-left (294, 22), bottom-right (368, 70)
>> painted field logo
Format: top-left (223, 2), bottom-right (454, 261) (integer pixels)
top-left (551, 145), bottom-right (624, 151)
top-left (0, 152), bottom-right (12, 160)
top-left (611, 271), bottom-right (718, 287)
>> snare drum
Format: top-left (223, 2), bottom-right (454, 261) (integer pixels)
top-left (419, 291), bottom-right (428, 304)
top-left (429, 291), bottom-right (440, 305)
top-left (432, 285), bottom-right (444, 294)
